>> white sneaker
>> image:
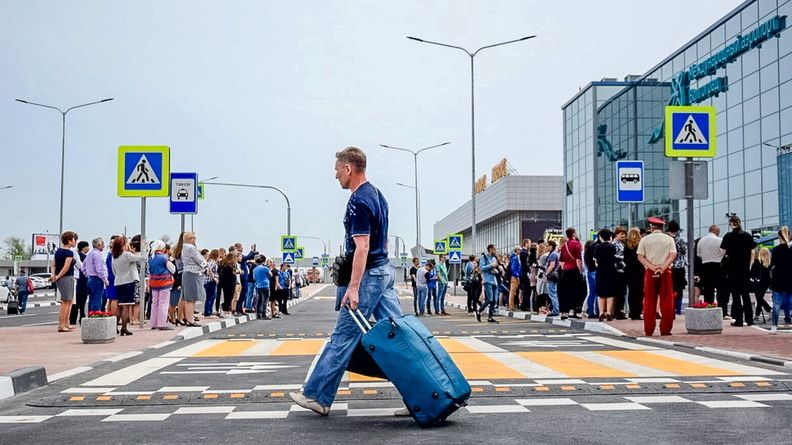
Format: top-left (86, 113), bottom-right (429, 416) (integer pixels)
top-left (394, 407), bottom-right (411, 417)
top-left (770, 326), bottom-right (778, 334)
top-left (289, 392), bottom-right (330, 416)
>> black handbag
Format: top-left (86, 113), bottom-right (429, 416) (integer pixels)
top-left (332, 255), bottom-right (353, 287)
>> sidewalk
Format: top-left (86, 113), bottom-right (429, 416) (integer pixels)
top-left (0, 283), bottom-right (326, 377)
top-left (443, 293), bottom-right (792, 363)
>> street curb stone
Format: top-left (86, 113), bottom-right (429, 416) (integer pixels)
top-left (447, 300), bottom-right (792, 369)
top-left (1, 284), bottom-right (327, 400)
top-left (0, 366), bottom-right (48, 401)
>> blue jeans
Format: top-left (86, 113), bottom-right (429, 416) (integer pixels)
top-left (771, 291), bottom-right (792, 326)
top-left (480, 282), bottom-right (497, 318)
top-left (437, 283), bottom-right (448, 313)
top-left (428, 287), bottom-right (437, 313)
top-left (203, 281), bottom-right (217, 316)
top-left (87, 276), bottom-right (105, 312)
top-left (302, 264), bottom-right (403, 407)
top-left (547, 281), bottom-right (560, 316)
top-left (586, 271), bottom-right (598, 317)
top-left (17, 290), bottom-right (29, 314)
top-left (244, 282), bottom-right (255, 310)
top-left (417, 286), bottom-right (428, 314)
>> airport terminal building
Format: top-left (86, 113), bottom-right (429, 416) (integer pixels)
top-left (563, 0), bottom-right (792, 239)
top-left (433, 175), bottom-right (563, 255)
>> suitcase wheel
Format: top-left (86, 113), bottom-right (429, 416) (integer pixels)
top-left (431, 392), bottom-right (439, 399)
top-left (368, 344), bottom-right (376, 351)
top-left (387, 331), bottom-right (395, 338)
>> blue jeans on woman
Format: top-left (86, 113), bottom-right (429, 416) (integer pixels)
top-left (771, 291), bottom-right (792, 326)
top-left (547, 280), bottom-right (560, 316)
top-left (203, 281), bottom-right (217, 316)
top-left (479, 282), bottom-right (498, 318)
top-left (302, 264), bottom-right (402, 408)
top-left (437, 283), bottom-right (448, 313)
top-left (586, 271), bottom-right (598, 317)
top-left (87, 276), bottom-right (105, 312)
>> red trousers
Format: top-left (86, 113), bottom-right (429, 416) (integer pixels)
top-left (643, 270), bottom-right (675, 336)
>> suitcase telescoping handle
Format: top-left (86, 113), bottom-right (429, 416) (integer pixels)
top-left (346, 306), bottom-right (373, 333)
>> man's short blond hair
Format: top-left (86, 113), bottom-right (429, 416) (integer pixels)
top-left (336, 147), bottom-right (367, 172)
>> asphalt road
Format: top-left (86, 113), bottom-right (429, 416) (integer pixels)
top-left (1, 285), bottom-right (790, 444)
top-left (0, 290), bottom-right (61, 327)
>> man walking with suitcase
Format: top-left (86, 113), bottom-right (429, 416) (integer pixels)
top-left (291, 147), bottom-right (402, 415)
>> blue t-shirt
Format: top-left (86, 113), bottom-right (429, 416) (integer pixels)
top-left (253, 265), bottom-right (271, 289)
top-left (343, 182), bottom-right (389, 269)
top-left (278, 270), bottom-right (289, 289)
top-left (426, 269), bottom-right (437, 289)
top-left (547, 251), bottom-right (560, 271)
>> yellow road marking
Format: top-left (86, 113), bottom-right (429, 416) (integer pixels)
top-left (337, 390), bottom-right (352, 396)
top-left (665, 383), bottom-right (681, 389)
top-left (270, 339), bottom-right (326, 356)
top-left (730, 382), bottom-right (745, 388)
top-left (599, 385), bottom-right (615, 390)
top-left (533, 386), bottom-right (549, 392)
top-left (96, 396), bottom-right (112, 401)
top-left (690, 383), bottom-right (707, 388)
top-left (626, 384), bottom-right (641, 389)
top-left (363, 389), bottom-right (378, 395)
top-left (193, 340), bottom-right (257, 357)
top-left (561, 386), bottom-right (576, 391)
top-left (495, 387), bottom-right (511, 392)
top-left (471, 387), bottom-right (484, 393)
top-left (756, 381), bottom-right (771, 387)
top-left (231, 393), bottom-right (246, 399)
top-left (164, 394), bottom-right (178, 400)
top-left (599, 351), bottom-right (740, 376)
top-left (69, 396), bottom-right (84, 401)
top-left (437, 339), bottom-right (523, 379)
top-left (137, 395), bottom-right (152, 400)
top-left (270, 392), bottom-right (284, 398)
top-left (516, 352), bottom-right (636, 378)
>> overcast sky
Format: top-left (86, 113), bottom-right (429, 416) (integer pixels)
top-left (1, 0), bottom-right (740, 257)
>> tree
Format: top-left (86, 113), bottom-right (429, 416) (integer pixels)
top-left (160, 234), bottom-right (172, 245)
top-left (3, 237), bottom-right (31, 260)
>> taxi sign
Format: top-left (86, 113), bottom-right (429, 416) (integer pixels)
top-left (117, 146), bottom-right (170, 197)
top-left (311, 256), bottom-right (320, 267)
top-left (169, 172), bottom-right (197, 214)
top-left (665, 106), bottom-right (716, 158)
top-left (448, 234), bottom-right (464, 251)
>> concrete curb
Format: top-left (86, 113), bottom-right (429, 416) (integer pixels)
top-left (2, 284), bottom-right (327, 400)
top-left (447, 299), bottom-right (792, 370)
top-left (0, 367), bottom-right (47, 401)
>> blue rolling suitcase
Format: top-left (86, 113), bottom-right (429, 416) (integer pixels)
top-left (349, 309), bottom-right (471, 427)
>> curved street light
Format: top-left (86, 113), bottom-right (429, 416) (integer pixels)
top-left (203, 181), bottom-right (292, 235)
top-left (407, 35), bottom-right (536, 253)
top-left (16, 97), bottom-right (114, 234)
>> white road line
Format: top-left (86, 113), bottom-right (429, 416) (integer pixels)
top-left (625, 378), bottom-right (681, 383)
top-left (253, 384), bottom-right (303, 391)
top-left (453, 337), bottom-right (567, 379)
top-left (624, 396), bottom-right (693, 404)
top-left (734, 393), bottom-right (792, 402)
top-left (304, 339), bottom-right (328, 383)
top-left (150, 340), bottom-right (177, 350)
top-left (158, 386), bottom-right (210, 392)
top-left (583, 336), bottom-right (659, 350)
top-left (349, 382), bottom-right (395, 389)
top-left (697, 400), bottom-right (770, 408)
top-left (239, 339), bottom-right (280, 356)
top-left (581, 403), bottom-right (651, 411)
top-left (347, 408), bottom-right (404, 417)
top-left (465, 405), bottom-right (530, 414)
top-left (102, 413), bottom-right (172, 422)
top-left (0, 415), bottom-right (53, 423)
top-left (579, 351), bottom-right (676, 377)
top-left (56, 409), bottom-right (124, 416)
top-left (290, 403), bottom-right (348, 412)
top-left (105, 391), bottom-right (155, 395)
top-left (716, 376), bottom-right (775, 382)
top-left (226, 411), bottom-right (289, 419)
top-left (174, 406), bottom-right (236, 414)
top-left (61, 387), bottom-right (115, 394)
top-left (534, 379), bottom-right (586, 385)
top-left (49, 366), bottom-right (93, 382)
top-left (200, 389), bottom-right (252, 394)
top-left (82, 357), bottom-right (183, 386)
top-left (162, 339), bottom-right (225, 358)
top-left (515, 398), bottom-right (578, 406)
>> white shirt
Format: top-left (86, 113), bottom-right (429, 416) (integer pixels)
top-left (415, 266), bottom-right (429, 287)
top-left (697, 232), bottom-right (725, 264)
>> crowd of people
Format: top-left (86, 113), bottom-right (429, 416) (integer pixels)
top-left (12, 231), bottom-right (309, 335)
top-left (451, 216), bottom-right (792, 336)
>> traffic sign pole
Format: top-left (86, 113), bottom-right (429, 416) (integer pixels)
top-left (139, 197), bottom-right (146, 328)
top-left (686, 157), bottom-right (695, 308)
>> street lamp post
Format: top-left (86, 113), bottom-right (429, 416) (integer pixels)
top-left (203, 182), bottom-right (291, 235)
top-left (407, 35), bottom-right (535, 253)
top-left (396, 182), bottom-right (422, 240)
top-left (16, 98), bottom-right (114, 235)
top-left (380, 142), bottom-right (450, 248)
top-left (0, 186), bottom-right (12, 191)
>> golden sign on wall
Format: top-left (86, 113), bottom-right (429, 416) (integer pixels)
top-left (491, 158), bottom-right (508, 184)
top-left (475, 175), bottom-right (488, 194)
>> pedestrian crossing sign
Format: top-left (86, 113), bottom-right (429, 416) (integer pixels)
top-left (448, 234), bottom-right (464, 251)
top-left (434, 240), bottom-right (447, 255)
top-left (282, 251), bottom-right (295, 265)
top-left (281, 236), bottom-right (297, 252)
top-left (321, 254), bottom-right (329, 267)
top-left (295, 246), bottom-right (305, 260)
top-left (197, 182), bottom-right (205, 200)
top-left (117, 146), bottom-right (170, 197)
top-left (665, 106), bottom-right (716, 158)
top-left (448, 251), bottom-right (462, 264)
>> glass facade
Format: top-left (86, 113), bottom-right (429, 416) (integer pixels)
top-left (563, 0), bottom-right (792, 238)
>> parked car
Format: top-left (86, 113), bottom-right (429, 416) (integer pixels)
top-left (29, 273), bottom-right (55, 289)
top-left (29, 276), bottom-right (48, 290)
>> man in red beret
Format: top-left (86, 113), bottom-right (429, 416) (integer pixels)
top-left (637, 217), bottom-right (677, 335)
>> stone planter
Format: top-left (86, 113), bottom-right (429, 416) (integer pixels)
top-left (81, 316), bottom-right (117, 344)
top-left (684, 307), bottom-right (723, 335)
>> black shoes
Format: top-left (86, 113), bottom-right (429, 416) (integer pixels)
top-left (487, 318), bottom-right (499, 324)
